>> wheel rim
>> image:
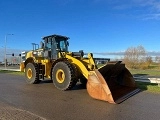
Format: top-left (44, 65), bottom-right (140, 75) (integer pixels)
top-left (56, 69), bottom-right (65, 83)
top-left (27, 68), bottom-right (32, 79)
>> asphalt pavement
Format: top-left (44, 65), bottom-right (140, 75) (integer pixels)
top-left (1, 73), bottom-right (160, 120)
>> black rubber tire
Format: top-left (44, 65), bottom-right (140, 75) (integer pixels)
top-left (52, 61), bottom-right (77, 90)
top-left (25, 63), bottom-right (40, 84)
top-left (79, 76), bottom-right (87, 85)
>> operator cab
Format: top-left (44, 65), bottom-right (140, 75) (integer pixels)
top-left (42, 34), bottom-right (69, 59)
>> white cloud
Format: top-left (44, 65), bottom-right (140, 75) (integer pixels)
top-left (134, 0), bottom-right (160, 11)
top-left (142, 13), bottom-right (160, 20)
top-left (106, 0), bottom-right (160, 20)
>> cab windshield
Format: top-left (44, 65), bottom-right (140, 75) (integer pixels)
top-left (43, 36), bottom-right (69, 52)
top-left (59, 40), bottom-right (68, 52)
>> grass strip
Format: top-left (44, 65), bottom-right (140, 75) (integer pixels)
top-left (0, 70), bottom-right (24, 75)
top-left (136, 81), bottom-right (160, 94)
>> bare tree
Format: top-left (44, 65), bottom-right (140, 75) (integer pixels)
top-left (155, 56), bottom-right (160, 69)
top-left (155, 56), bottom-right (160, 63)
top-left (144, 56), bottom-right (152, 69)
top-left (124, 45), bottom-right (147, 69)
top-left (146, 56), bottom-right (152, 64)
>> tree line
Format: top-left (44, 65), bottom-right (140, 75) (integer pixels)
top-left (123, 45), bottom-right (160, 69)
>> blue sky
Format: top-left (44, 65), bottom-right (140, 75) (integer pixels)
top-left (0, 0), bottom-right (160, 58)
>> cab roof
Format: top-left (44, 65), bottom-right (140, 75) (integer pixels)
top-left (42, 34), bottom-right (69, 40)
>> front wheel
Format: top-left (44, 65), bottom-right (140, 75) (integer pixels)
top-left (52, 61), bottom-right (77, 90)
top-left (79, 76), bottom-right (87, 85)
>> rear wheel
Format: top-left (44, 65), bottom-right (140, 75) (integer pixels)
top-left (52, 61), bottom-right (77, 90)
top-left (25, 63), bottom-right (40, 84)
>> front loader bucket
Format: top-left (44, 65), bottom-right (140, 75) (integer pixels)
top-left (87, 61), bottom-right (140, 104)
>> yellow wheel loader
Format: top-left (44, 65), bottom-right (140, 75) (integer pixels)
top-left (20, 34), bottom-right (140, 104)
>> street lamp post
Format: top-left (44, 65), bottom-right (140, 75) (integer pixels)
top-left (4, 34), bottom-right (14, 69)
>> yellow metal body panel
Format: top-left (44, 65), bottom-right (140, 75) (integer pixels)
top-left (22, 49), bottom-right (96, 80)
top-left (65, 54), bottom-right (95, 79)
top-left (21, 49), bottom-right (53, 78)
top-left (20, 62), bottom-right (25, 72)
